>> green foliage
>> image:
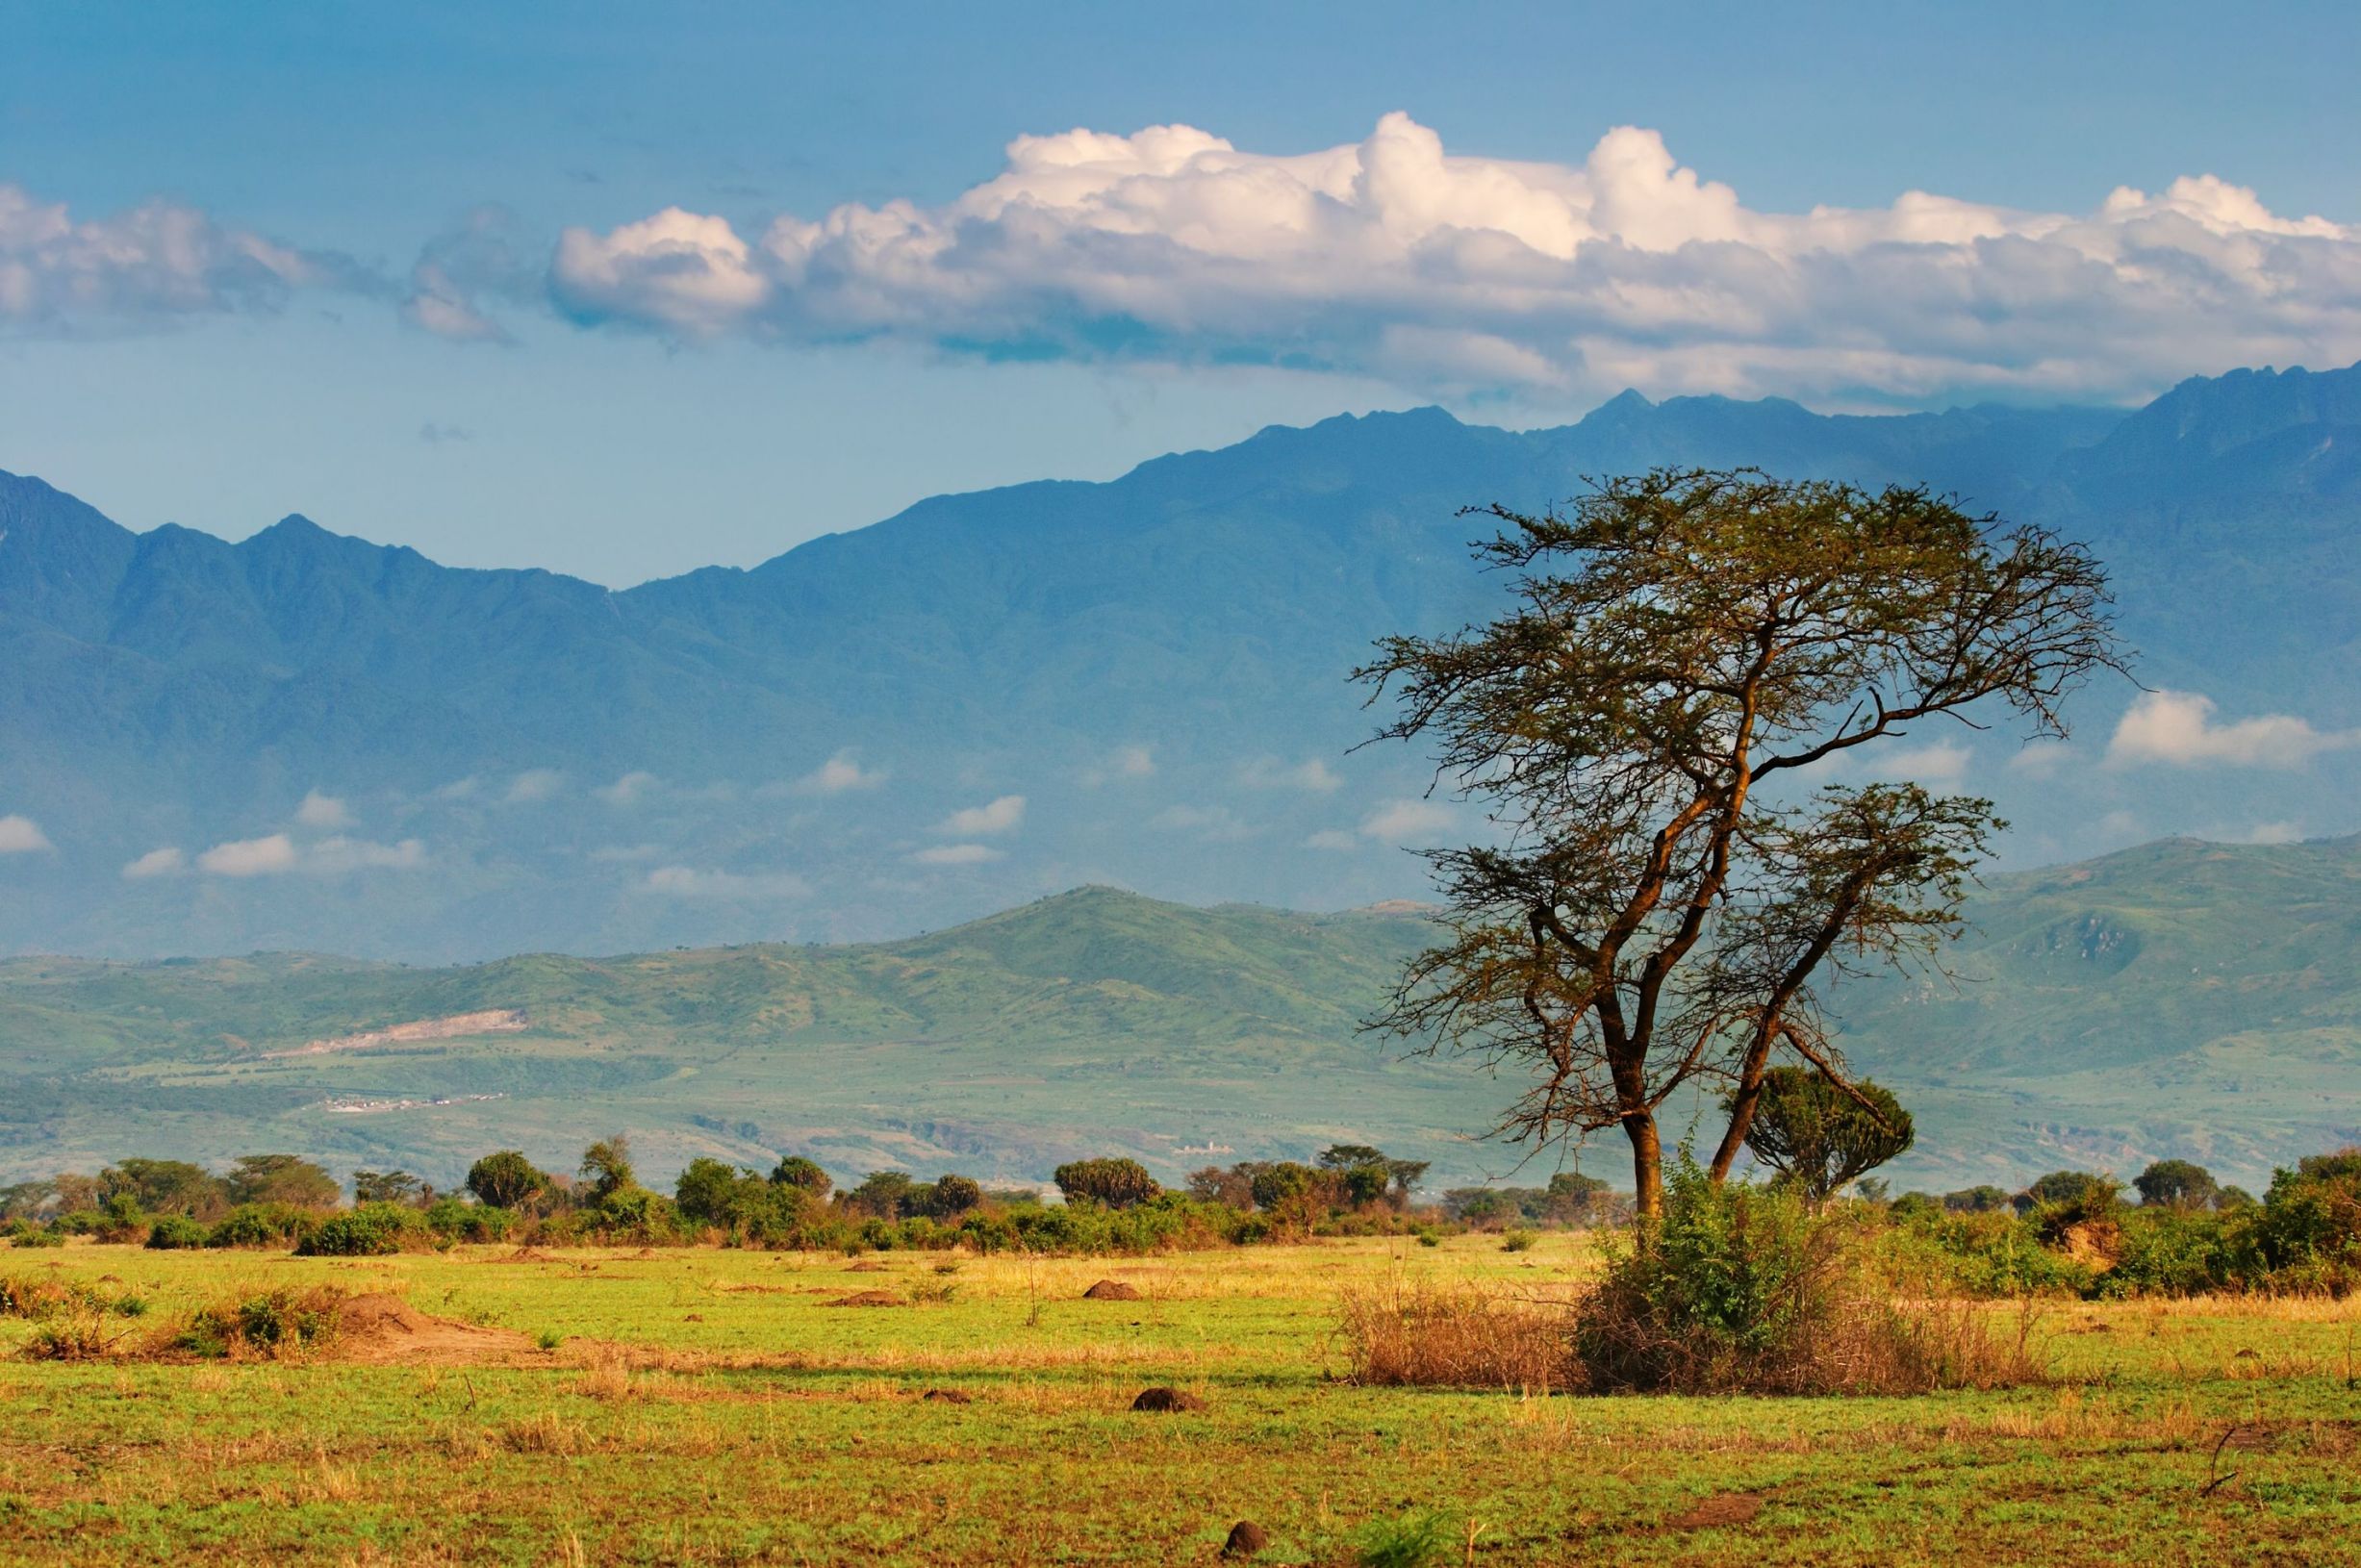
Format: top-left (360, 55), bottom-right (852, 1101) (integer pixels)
top-left (1942, 1186), bottom-right (2013, 1213)
top-left (578, 1134), bottom-right (636, 1201)
top-left (421, 1197), bottom-right (512, 1243)
top-left (350, 1169), bottom-right (427, 1205)
top-left (296, 1202), bottom-right (435, 1257)
top-left (143, 1214), bottom-right (210, 1250)
top-left (1742, 1069), bottom-right (1916, 1204)
top-left (206, 1203), bottom-right (319, 1249)
top-left (1499, 1229), bottom-right (1536, 1253)
top-left (2132, 1159), bottom-right (2219, 1209)
top-left (99, 1158), bottom-right (224, 1220)
top-left (174, 1287), bottom-right (343, 1359)
top-left (1052, 1157), bottom-right (1159, 1210)
top-left (223, 1153), bottom-right (341, 1209)
top-left (1355, 1508), bottom-right (1454, 1568)
top-left (768, 1156), bottom-right (832, 1198)
top-left (466, 1151), bottom-right (548, 1210)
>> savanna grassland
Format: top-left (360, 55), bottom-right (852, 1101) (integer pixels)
top-left (4, 1237), bottom-right (2358, 1567)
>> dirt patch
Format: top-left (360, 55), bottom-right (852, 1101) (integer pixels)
top-left (1081, 1279), bottom-right (1143, 1301)
top-left (1130, 1386), bottom-right (1206, 1412)
top-left (1664, 1494), bottom-right (1764, 1531)
top-left (2059, 1220), bottom-right (2122, 1272)
top-left (495, 1248), bottom-right (557, 1264)
top-left (845, 1261), bottom-right (890, 1274)
top-left (922, 1388), bottom-right (975, 1404)
top-left (825, 1291), bottom-right (906, 1307)
top-left (332, 1293), bottom-right (541, 1367)
top-left (708, 1281), bottom-right (790, 1295)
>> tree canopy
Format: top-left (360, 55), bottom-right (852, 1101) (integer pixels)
top-left (1359, 468), bottom-right (2120, 1215)
top-left (1740, 1068), bottom-right (1915, 1203)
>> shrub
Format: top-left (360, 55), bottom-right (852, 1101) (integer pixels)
top-left (2133, 1159), bottom-right (2220, 1210)
top-left (1576, 1157), bottom-right (2044, 1394)
top-left (2099, 1207), bottom-right (2233, 1299)
top-left (770, 1156), bottom-right (832, 1199)
top-left (1338, 1276), bottom-right (1575, 1391)
top-left (297, 1202), bottom-right (435, 1257)
top-left (207, 1203), bottom-right (318, 1250)
top-left (144, 1214), bottom-right (210, 1250)
top-left (421, 1197), bottom-right (512, 1244)
top-left (1500, 1229), bottom-right (1536, 1253)
top-left (169, 1286), bottom-right (343, 1359)
top-left (466, 1151), bottom-right (549, 1211)
top-left (10, 1226), bottom-right (63, 1249)
top-left (1355, 1508), bottom-right (1454, 1568)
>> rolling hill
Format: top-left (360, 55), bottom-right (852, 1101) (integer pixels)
top-left (4, 840), bottom-right (2357, 1195)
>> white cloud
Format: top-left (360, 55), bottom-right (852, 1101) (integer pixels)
top-left (797, 750), bottom-right (887, 795)
top-left (643, 865), bottom-right (810, 898)
top-left (2009, 742), bottom-right (2075, 779)
top-left (1240, 757), bottom-right (1342, 793)
top-left (196, 833), bottom-right (299, 877)
top-left (504, 769), bottom-right (564, 803)
top-left (1082, 745), bottom-right (1156, 786)
top-left (195, 832), bottom-right (421, 877)
top-left (121, 847), bottom-right (188, 880)
top-left (1871, 741), bottom-right (1970, 785)
top-left (2106, 690), bottom-right (2359, 769)
top-left (306, 837), bottom-right (425, 873)
top-left (596, 771), bottom-right (659, 805)
top-left (1360, 798), bottom-right (1457, 845)
top-left (589, 843), bottom-right (664, 863)
top-left (1304, 829), bottom-right (1360, 852)
top-left (909, 843), bottom-right (1004, 866)
top-left (0, 815), bottom-right (52, 854)
top-left (938, 795), bottom-right (1026, 835)
top-left (434, 776), bottom-right (480, 800)
top-left (1149, 804), bottom-right (1255, 841)
top-left (0, 182), bottom-right (353, 330)
top-left (545, 114), bottom-right (2361, 402)
top-left (294, 790), bottom-right (351, 828)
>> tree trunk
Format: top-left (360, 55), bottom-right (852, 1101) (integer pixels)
top-left (1624, 1110), bottom-right (1664, 1221)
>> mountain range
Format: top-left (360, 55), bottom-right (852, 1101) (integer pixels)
top-left (4, 361), bottom-right (2360, 960)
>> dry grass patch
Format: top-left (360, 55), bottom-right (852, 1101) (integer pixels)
top-left (1338, 1276), bottom-right (1578, 1392)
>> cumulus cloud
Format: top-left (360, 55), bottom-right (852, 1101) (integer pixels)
top-left (195, 832), bottom-right (421, 876)
top-left (1081, 745), bottom-right (1156, 786)
top-left (504, 769), bottom-right (565, 804)
top-left (294, 790), bottom-right (351, 828)
top-left (0, 814), bottom-right (52, 854)
top-left (121, 847), bottom-right (187, 880)
top-left (596, 771), bottom-right (660, 805)
top-left (1149, 803), bottom-right (1255, 841)
top-left (545, 114), bottom-right (2361, 402)
top-left (1359, 798), bottom-right (1457, 846)
top-left (910, 843), bottom-right (1003, 866)
top-left (0, 182), bottom-right (361, 331)
top-left (937, 795), bottom-right (1026, 835)
top-left (1303, 829), bottom-right (1360, 852)
top-left (1240, 757), bottom-right (1342, 793)
top-left (797, 750), bottom-right (888, 795)
top-left (643, 865), bottom-right (810, 898)
top-left (196, 833), bottom-right (300, 877)
top-left (1868, 741), bottom-right (1971, 785)
top-left (2105, 690), bottom-right (2360, 768)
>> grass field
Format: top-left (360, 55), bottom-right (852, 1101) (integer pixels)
top-left (4, 1237), bottom-right (2359, 1566)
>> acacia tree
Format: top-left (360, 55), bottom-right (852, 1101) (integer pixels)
top-left (1358, 469), bottom-right (2120, 1218)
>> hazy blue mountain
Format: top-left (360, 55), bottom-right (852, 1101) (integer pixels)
top-left (2, 363), bottom-right (2357, 960)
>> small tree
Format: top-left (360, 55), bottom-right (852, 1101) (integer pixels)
top-left (1186, 1165), bottom-right (1255, 1207)
top-left (225, 1154), bottom-right (342, 1209)
top-left (2133, 1159), bottom-right (2220, 1210)
top-left (2025, 1170), bottom-right (2120, 1209)
top-left (674, 1158), bottom-right (744, 1225)
top-left (841, 1171), bottom-right (915, 1219)
top-left (1053, 1157), bottom-right (1160, 1209)
top-left (99, 1158), bottom-right (227, 1220)
top-left (352, 1170), bottom-right (428, 1205)
top-left (1740, 1068), bottom-right (1915, 1205)
top-left (578, 1134), bottom-right (636, 1201)
top-left (1359, 469), bottom-right (2119, 1216)
top-left (1384, 1158), bottom-right (1432, 1204)
top-left (466, 1151), bottom-right (548, 1210)
top-left (926, 1174), bottom-right (982, 1219)
top-left (769, 1156), bottom-right (832, 1199)
top-left (1942, 1185), bottom-right (2012, 1214)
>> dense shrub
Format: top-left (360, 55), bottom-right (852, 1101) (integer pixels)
top-left (169, 1286), bottom-right (344, 1359)
top-left (143, 1214), bottom-right (210, 1250)
top-left (421, 1197), bottom-right (513, 1243)
top-left (1576, 1159), bottom-right (2042, 1394)
top-left (207, 1203), bottom-right (318, 1250)
top-left (466, 1151), bottom-right (549, 1210)
top-left (1053, 1158), bottom-right (1161, 1210)
top-left (296, 1202), bottom-right (436, 1257)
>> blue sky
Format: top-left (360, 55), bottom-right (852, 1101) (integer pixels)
top-left (4, 1), bottom-right (2356, 584)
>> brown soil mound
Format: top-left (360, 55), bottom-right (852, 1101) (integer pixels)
top-left (845, 1261), bottom-right (890, 1274)
top-left (1221, 1521), bottom-right (1269, 1558)
top-left (825, 1291), bottom-right (906, 1307)
top-left (1665, 1494), bottom-right (1763, 1530)
top-left (1081, 1279), bottom-right (1143, 1301)
top-left (333, 1293), bottom-right (540, 1366)
top-left (922, 1388), bottom-right (974, 1404)
top-left (1130, 1386), bottom-right (1206, 1412)
top-left (497, 1247), bottom-right (557, 1264)
top-left (2059, 1220), bottom-right (2122, 1272)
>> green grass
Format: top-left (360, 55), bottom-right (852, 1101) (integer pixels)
top-left (1, 1237), bottom-right (2357, 1565)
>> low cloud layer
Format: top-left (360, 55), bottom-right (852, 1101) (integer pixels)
top-left (2107, 690), bottom-right (2359, 768)
top-left (193, 832), bottom-right (424, 877)
top-left (545, 114), bottom-right (2361, 402)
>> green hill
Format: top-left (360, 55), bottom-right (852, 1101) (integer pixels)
top-left (3, 847), bottom-right (2357, 1194)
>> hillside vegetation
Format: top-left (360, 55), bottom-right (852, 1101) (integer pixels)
top-left (3, 840), bottom-right (2358, 1192)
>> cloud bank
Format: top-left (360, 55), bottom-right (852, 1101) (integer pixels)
top-left (546, 114), bottom-right (2361, 402)
top-left (2106, 690), bottom-right (2359, 768)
